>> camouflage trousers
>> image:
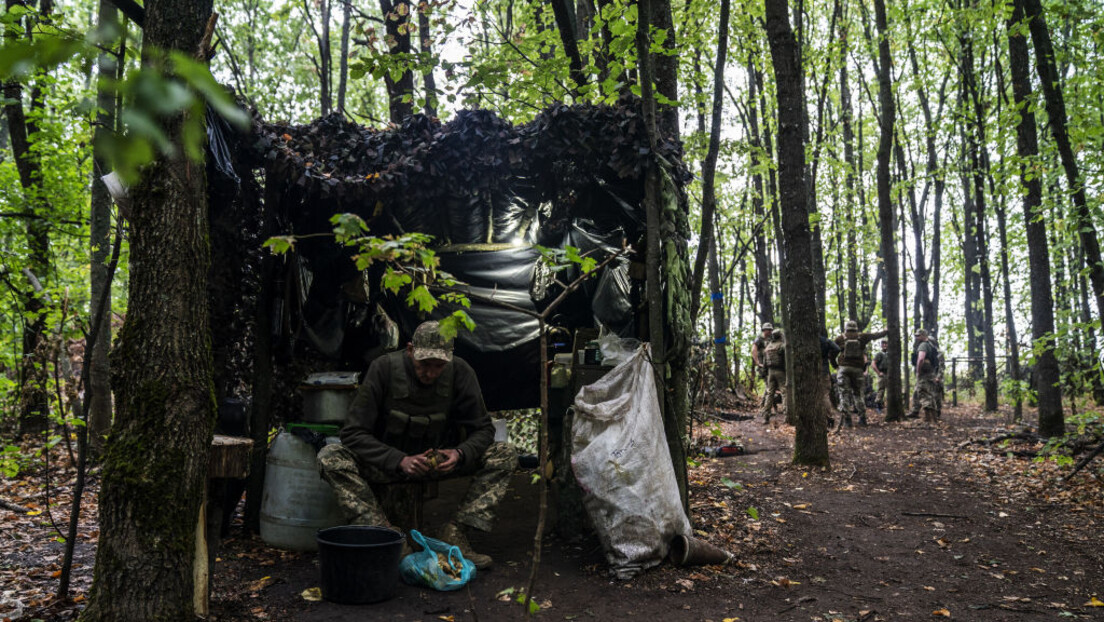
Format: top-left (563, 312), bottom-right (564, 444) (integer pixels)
top-left (761, 368), bottom-right (786, 421)
top-left (317, 441), bottom-right (517, 533)
top-left (836, 365), bottom-right (866, 416)
top-left (914, 373), bottom-right (940, 420)
top-left (875, 375), bottom-right (887, 408)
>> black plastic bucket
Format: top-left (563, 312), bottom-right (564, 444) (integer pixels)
top-left (316, 525), bottom-right (404, 604)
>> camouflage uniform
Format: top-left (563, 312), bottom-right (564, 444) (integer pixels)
top-left (913, 337), bottom-right (940, 422)
top-left (833, 321), bottom-right (888, 426)
top-left (760, 329), bottom-right (786, 423)
top-left (318, 440), bottom-right (516, 531)
top-left (319, 321), bottom-right (516, 535)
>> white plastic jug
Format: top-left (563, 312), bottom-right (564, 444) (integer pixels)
top-left (259, 431), bottom-right (346, 551)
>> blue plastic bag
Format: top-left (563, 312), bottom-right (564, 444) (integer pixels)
top-left (399, 529), bottom-right (476, 591)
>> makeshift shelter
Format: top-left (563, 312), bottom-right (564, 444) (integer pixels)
top-left (203, 100), bottom-right (694, 526)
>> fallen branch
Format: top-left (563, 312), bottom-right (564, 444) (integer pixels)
top-left (955, 429), bottom-right (1042, 450)
top-left (900, 511), bottom-right (967, 519)
top-left (1061, 437), bottom-right (1104, 484)
top-left (0, 498), bottom-right (30, 514)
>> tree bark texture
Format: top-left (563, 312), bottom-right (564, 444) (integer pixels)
top-left (1008, 0), bottom-right (1063, 437)
top-left (551, 0), bottom-right (586, 93)
top-left (379, 0), bottom-right (415, 123)
top-left (747, 58), bottom-right (774, 325)
top-left (418, 4), bottom-right (437, 117)
top-left (81, 0), bottom-right (217, 619)
top-left (89, 0), bottom-right (121, 453)
top-left (1022, 0), bottom-right (1104, 330)
top-left (872, 0), bottom-right (902, 423)
top-left (764, 0), bottom-right (829, 466)
top-left (647, 0), bottom-right (678, 138)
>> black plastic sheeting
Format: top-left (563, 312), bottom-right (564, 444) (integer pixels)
top-left (390, 248), bottom-right (542, 411)
top-left (280, 162), bottom-right (650, 411)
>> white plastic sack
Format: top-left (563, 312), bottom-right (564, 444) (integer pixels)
top-left (571, 343), bottom-right (691, 579)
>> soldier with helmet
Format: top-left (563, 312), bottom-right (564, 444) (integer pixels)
top-left (833, 320), bottom-right (888, 427)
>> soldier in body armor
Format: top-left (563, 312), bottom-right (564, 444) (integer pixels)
top-left (760, 328), bottom-right (787, 423)
top-left (751, 322), bottom-right (774, 411)
top-left (318, 321), bottom-right (515, 569)
top-left (833, 320), bottom-right (888, 427)
top-left (911, 329), bottom-right (942, 422)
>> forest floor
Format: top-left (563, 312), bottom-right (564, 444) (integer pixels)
top-left (2, 401), bottom-right (1103, 621)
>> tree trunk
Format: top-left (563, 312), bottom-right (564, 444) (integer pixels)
top-left (1007, 0), bottom-right (1063, 437)
top-left (81, 1), bottom-right (217, 618)
top-left (1023, 0), bottom-right (1104, 329)
top-left (688, 0), bottom-right (729, 323)
top-left (961, 21), bottom-right (999, 411)
top-left (708, 230), bottom-right (728, 391)
top-left (3, 0), bottom-right (53, 436)
top-left (418, 4), bottom-right (437, 116)
top-left (648, 0), bottom-right (678, 138)
top-left (839, 10), bottom-right (859, 325)
top-left (747, 57), bottom-right (774, 325)
top-left (871, 0), bottom-right (902, 423)
top-left (88, 0), bottom-right (122, 454)
top-left (379, 0), bottom-right (415, 123)
top-left (550, 0), bottom-right (586, 93)
top-left (764, 0), bottom-right (828, 466)
top-left (636, 0), bottom-right (687, 511)
top-left (337, 0), bottom-right (351, 113)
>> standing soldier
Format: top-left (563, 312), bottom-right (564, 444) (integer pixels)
top-left (751, 322), bottom-right (773, 412)
top-left (760, 328), bottom-right (787, 423)
top-left (913, 329), bottom-right (941, 422)
top-left (872, 340), bottom-right (888, 413)
top-left (834, 320), bottom-right (888, 427)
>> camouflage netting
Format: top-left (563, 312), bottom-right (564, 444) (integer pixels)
top-left (252, 100), bottom-right (689, 245)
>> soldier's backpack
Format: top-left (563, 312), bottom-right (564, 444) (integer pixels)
top-left (764, 340), bottom-right (785, 369)
top-left (842, 337), bottom-right (864, 364)
top-left (913, 341), bottom-right (939, 373)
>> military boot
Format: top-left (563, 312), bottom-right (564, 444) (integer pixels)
top-left (439, 522), bottom-right (493, 570)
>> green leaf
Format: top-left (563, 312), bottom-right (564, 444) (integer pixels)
top-left (406, 285), bottom-right (436, 313)
top-left (746, 506), bottom-right (759, 520)
top-left (720, 478), bottom-right (742, 490)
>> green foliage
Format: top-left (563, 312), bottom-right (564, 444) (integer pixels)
top-left (265, 213), bottom-right (474, 339)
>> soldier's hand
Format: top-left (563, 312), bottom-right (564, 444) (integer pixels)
top-left (435, 449), bottom-right (461, 473)
top-left (399, 454), bottom-right (430, 478)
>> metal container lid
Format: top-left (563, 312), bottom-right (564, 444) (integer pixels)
top-left (299, 371), bottom-right (359, 391)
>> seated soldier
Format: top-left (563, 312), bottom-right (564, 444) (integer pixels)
top-left (318, 320), bottom-right (516, 569)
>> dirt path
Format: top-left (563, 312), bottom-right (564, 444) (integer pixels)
top-left (4, 405), bottom-right (1102, 621)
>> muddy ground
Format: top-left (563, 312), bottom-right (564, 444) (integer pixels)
top-left (3, 403), bottom-right (1103, 621)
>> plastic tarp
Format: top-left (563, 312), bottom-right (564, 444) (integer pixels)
top-left (571, 344), bottom-right (690, 579)
top-left (387, 247), bottom-right (541, 412)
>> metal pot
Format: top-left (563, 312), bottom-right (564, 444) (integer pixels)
top-left (299, 371), bottom-right (359, 424)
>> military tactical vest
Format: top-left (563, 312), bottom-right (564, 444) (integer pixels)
top-left (839, 336), bottom-right (864, 367)
top-left (381, 350), bottom-right (455, 454)
top-left (764, 340), bottom-right (785, 369)
top-left (913, 341), bottom-right (938, 374)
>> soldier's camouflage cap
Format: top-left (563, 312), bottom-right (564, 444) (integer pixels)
top-left (845, 320), bottom-right (859, 332)
top-left (762, 322), bottom-right (774, 331)
top-left (411, 321), bottom-right (454, 362)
